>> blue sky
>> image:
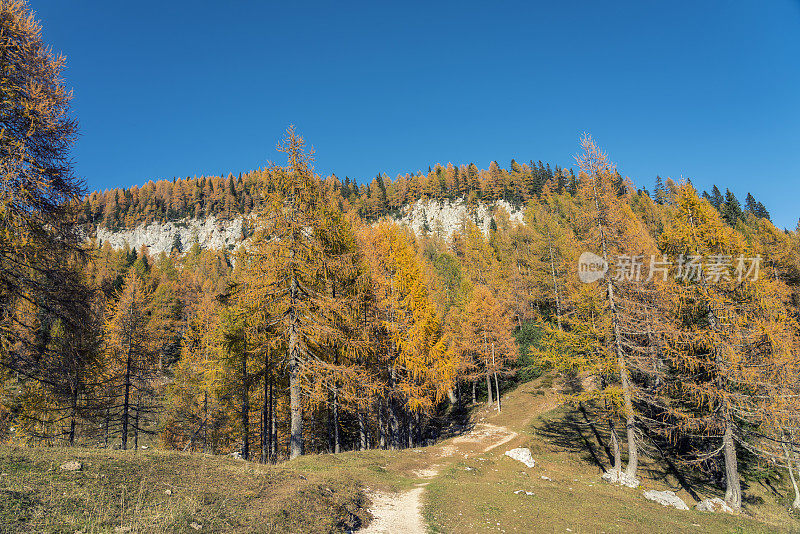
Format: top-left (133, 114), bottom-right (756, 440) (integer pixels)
top-left (33, 1), bottom-right (800, 228)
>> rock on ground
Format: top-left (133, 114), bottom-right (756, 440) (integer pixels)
top-left (642, 490), bottom-right (689, 510)
top-left (695, 497), bottom-right (734, 513)
top-left (59, 461), bottom-right (82, 471)
top-left (504, 447), bottom-right (536, 468)
top-left (601, 469), bottom-right (640, 488)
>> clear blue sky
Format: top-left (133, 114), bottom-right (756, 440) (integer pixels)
top-left (33, 1), bottom-right (800, 229)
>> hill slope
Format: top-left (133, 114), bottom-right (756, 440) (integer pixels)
top-left (4, 377), bottom-right (798, 533)
top-left (420, 379), bottom-right (796, 533)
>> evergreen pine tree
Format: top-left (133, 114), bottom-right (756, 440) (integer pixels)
top-left (654, 176), bottom-right (667, 204)
top-left (745, 192), bottom-right (758, 215)
top-left (709, 185), bottom-right (724, 209)
top-left (720, 189), bottom-right (743, 225)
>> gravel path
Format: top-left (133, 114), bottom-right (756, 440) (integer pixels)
top-left (358, 486), bottom-right (428, 534)
top-left (358, 420), bottom-right (519, 533)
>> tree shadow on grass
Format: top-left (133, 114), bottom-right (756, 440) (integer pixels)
top-left (435, 402), bottom-right (475, 441)
top-left (532, 404), bottom-right (610, 474)
top-left (532, 404), bottom-right (723, 502)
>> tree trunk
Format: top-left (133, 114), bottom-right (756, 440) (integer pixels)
top-left (289, 276), bottom-right (303, 459)
top-left (68, 375), bottom-right (78, 446)
top-left (492, 342), bottom-right (501, 413)
top-left (241, 337), bottom-right (249, 461)
top-left (389, 366), bottom-right (400, 450)
top-left (333, 386), bottom-right (341, 454)
top-left (121, 350), bottom-right (132, 450)
top-left (133, 395), bottom-right (140, 451)
top-left (358, 411), bottom-right (367, 451)
top-left (203, 391), bottom-right (208, 454)
top-left (270, 378), bottom-right (277, 462)
top-left (781, 439), bottom-right (800, 509)
top-left (494, 372), bottom-right (501, 412)
top-left (261, 370), bottom-right (272, 464)
top-left (389, 399), bottom-right (400, 450)
top-left (486, 371), bottom-right (493, 405)
top-left (607, 280), bottom-right (638, 479)
top-left (377, 401), bottom-right (386, 449)
top-left (104, 406), bottom-right (110, 448)
top-left (723, 419), bottom-right (742, 510)
top-left (609, 416), bottom-right (622, 473)
top-left (789, 461), bottom-right (800, 510)
top-left (546, 226), bottom-right (562, 331)
top-left (407, 415), bottom-right (414, 449)
top-left (472, 380), bottom-right (477, 404)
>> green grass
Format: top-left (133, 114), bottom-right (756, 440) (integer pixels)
top-left (4, 377), bottom-right (800, 533)
top-left (422, 379), bottom-right (800, 533)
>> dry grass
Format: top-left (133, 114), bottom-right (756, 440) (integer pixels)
top-left (4, 377), bottom-right (800, 533)
top-left (422, 379), bottom-right (800, 533)
top-left (0, 446), bottom-right (369, 533)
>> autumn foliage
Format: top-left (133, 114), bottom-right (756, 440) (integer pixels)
top-left (3, 0), bottom-right (800, 516)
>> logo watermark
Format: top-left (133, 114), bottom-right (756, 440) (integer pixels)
top-left (578, 253), bottom-right (761, 284)
top-left (578, 252), bottom-right (608, 283)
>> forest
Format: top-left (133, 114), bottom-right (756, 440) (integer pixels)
top-left (2, 0), bottom-right (800, 516)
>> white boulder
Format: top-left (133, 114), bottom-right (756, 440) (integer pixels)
top-left (643, 489), bottom-right (689, 510)
top-left (504, 447), bottom-right (536, 468)
top-left (59, 461), bottom-right (82, 471)
top-left (695, 497), bottom-right (734, 513)
top-left (601, 469), bottom-right (640, 488)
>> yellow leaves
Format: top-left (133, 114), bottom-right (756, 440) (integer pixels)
top-left (659, 183), bottom-right (742, 258)
top-left (104, 271), bottom-right (149, 347)
top-left (357, 222), bottom-right (458, 414)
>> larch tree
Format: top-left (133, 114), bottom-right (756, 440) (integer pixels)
top-left (227, 126), bottom-right (357, 459)
top-left (163, 286), bottom-right (226, 454)
top-left (657, 182), bottom-right (788, 510)
top-left (571, 134), bottom-right (660, 484)
top-left (0, 0), bottom-right (90, 431)
top-left (358, 222), bottom-right (457, 449)
top-left (102, 270), bottom-right (159, 450)
top-left (519, 195), bottom-right (580, 330)
top-left (457, 285), bottom-right (517, 410)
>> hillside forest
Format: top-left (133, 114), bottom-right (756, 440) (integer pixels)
top-left (2, 0), bottom-right (800, 515)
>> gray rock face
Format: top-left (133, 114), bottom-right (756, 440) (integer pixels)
top-left (504, 447), bottom-right (536, 468)
top-left (642, 489), bottom-right (689, 510)
top-left (397, 198), bottom-right (523, 239)
top-left (601, 469), bottom-right (640, 488)
top-left (59, 461), bottom-right (82, 471)
top-left (95, 216), bottom-right (244, 255)
top-left (695, 497), bottom-right (734, 513)
top-left (91, 199), bottom-right (525, 254)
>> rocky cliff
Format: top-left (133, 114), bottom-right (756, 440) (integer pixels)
top-left (92, 198), bottom-right (524, 253)
top-left (95, 216), bottom-right (245, 255)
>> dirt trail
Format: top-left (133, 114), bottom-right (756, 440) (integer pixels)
top-left (359, 417), bottom-right (522, 533)
top-left (358, 382), bottom-right (558, 533)
top-left (358, 487), bottom-right (428, 534)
